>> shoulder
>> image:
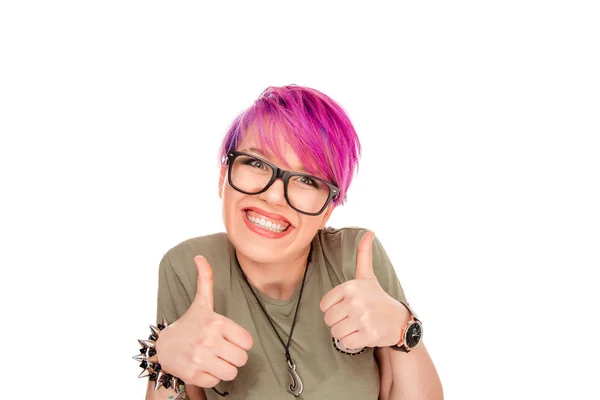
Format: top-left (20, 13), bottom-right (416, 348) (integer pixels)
top-left (316, 226), bottom-right (371, 281)
top-left (317, 226), bottom-right (391, 261)
top-left (318, 226), bottom-right (370, 249)
top-left (316, 226), bottom-right (398, 285)
top-left (164, 232), bottom-right (231, 264)
top-left (161, 232), bottom-right (232, 282)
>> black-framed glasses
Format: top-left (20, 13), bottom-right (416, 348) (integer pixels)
top-left (226, 151), bottom-right (339, 216)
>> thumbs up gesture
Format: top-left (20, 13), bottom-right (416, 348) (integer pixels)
top-left (155, 256), bottom-right (254, 388)
top-left (319, 231), bottom-right (409, 350)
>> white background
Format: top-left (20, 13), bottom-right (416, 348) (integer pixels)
top-left (1, 1), bottom-right (598, 399)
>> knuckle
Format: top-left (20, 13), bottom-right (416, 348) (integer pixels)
top-left (188, 367), bottom-right (203, 383)
top-left (191, 350), bottom-right (207, 366)
top-left (344, 284), bottom-right (356, 296)
top-left (201, 335), bottom-right (216, 348)
top-left (369, 326), bottom-right (379, 338)
top-left (359, 314), bottom-right (369, 328)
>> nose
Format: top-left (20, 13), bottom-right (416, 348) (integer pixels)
top-left (258, 178), bottom-right (287, 207)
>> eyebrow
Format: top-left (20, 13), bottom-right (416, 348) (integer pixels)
top-left (244, 147), bottom-right (269, 158)
top-left (239, 147), bottom-right (309, 174)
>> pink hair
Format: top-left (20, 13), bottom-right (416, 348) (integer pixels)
top-left (218, 85), bottom-right (361, 205)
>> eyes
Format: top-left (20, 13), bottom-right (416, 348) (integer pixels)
top-left (243, 156), bottom-right (321, 189)
top-left (246, 159), bottom-right (268, 170)
top-left (296, 175), bottom-right (319, 189)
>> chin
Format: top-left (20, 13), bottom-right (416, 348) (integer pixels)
top-left (225, 219), bottom-right (290, 261)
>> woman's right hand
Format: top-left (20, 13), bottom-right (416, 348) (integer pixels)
top-left (155, 256), bottom-right (254, 388)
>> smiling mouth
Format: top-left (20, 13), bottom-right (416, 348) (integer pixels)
top-left (244, 209), bottom-right (291, 233)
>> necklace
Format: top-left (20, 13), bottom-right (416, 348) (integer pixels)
top-left (234, 246), bottom-right (312, 397)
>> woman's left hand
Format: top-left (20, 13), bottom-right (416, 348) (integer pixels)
top-left (319, 231), bottom-right (410, 350)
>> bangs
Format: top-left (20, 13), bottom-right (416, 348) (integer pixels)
top-left (240, 114), bottom-right (332, 182)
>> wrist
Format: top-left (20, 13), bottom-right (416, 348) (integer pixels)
top-left (390, 302), bottom-right (423, 352)
top-left (394, 301), bottom-right (411, 344)
top-left (133, 317), bottom-right (186, 395)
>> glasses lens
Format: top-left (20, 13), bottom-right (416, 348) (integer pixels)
top-left (287, 174), bottom-right (331, 214)
top-left (230, 154), bottom-right (274, 194)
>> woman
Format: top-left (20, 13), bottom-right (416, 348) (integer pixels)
top-left (134, 85), bottom-right (443, 399)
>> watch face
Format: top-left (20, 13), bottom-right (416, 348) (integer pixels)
top-left (405, 322), bottom-right (422, 348)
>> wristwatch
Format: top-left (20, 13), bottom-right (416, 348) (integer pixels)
top-left (390, 303), bottom-right (423, 353)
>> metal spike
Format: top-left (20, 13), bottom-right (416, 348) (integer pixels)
top-left (160, 316), bottom-right (170, 327)
top-left (175, 388), bottom-right (187, 399)
top-left (149, 362), bottom-right (160, 373)
top-left (138, 339), bottom-right (156, 348)
top-left (154, 371), bottom-right (164, 391)
top-left (132, 354), bottom-right (148, 362)
top-left (170, 376), bottom-right (178, 391)
top-left (149, 325), bottom-right (160, 335)
top-left (138, 368), bottom-right (151, 378)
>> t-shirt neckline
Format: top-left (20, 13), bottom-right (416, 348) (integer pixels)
top-left (228, 236), bottom-right (317, 307)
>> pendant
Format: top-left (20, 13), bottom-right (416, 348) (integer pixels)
top-left (286, 359), bottom-right (303, 397)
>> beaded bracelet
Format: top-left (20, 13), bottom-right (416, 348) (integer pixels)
top-left (132, 316), bottom-right (186, 397)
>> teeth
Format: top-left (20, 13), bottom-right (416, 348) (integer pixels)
top-left (246, 213), bottom-right (288, 233)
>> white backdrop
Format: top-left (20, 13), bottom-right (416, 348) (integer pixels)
top-left (1, 1), bottom-right (598, 399)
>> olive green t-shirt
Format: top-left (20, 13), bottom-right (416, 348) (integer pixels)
top-left (156, 227), bottom-right (409, 400)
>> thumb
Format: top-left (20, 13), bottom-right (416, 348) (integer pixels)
top-left (193, 256), bottom-right (214, 310)
top-left (355, 231), bottom-right (376, 280)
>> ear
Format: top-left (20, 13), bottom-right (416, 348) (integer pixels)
top-left (318, 203), bottom-right (335, 229)
top-left (218, 165), bottom-right (227, 199)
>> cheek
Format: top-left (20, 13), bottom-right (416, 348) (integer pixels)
top-left (296, 214), bottom-right (325, 239)
top-left (221, 186), bottom-right (243, 225)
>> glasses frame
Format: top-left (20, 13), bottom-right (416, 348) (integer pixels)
top-left (226, 151), bottom-right (339, 216)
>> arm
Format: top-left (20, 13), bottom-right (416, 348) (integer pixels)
top-left (376, 341), bottom-right (443, 400)
top-left (366, 233), bottom-right (443, 399)
top-left (322, 231), bottom-right (443, 399)
top-left (145, 381), bottom-right (207, 400)
top-left (375, 346), bottom-right (393, 400)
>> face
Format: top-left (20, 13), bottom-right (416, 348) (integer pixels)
top-left (218, 129), bottom-right (335, 264)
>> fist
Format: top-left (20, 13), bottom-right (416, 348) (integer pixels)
top-left (156, 256), bottom-right (254, 388)
top-left (320, 231), bottom-right (407, 350)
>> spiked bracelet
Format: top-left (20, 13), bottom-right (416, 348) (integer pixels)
top-left (132, 316), bottom-right (186, 397)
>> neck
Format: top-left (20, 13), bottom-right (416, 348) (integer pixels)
top-left (236, 246), bottom-right (311, 301)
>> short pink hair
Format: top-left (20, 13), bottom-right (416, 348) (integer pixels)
top-left (218, 85), bottom-right (361, 205)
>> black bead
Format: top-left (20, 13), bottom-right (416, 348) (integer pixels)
top-left (148, 348), bottom-right (157, 357)
top-left (158, 324), bottom-right (165, 330)
top-left (139, 347), bottom-right (147, 355)
top-left (139, 361), bottom-right (148, 369)
top-left (153, 363), bottom-right (161, 372)
top-left (162, 374), bottom-right (172, 388)
top-left (149, 373), bottom-right (157, 382)
top-left (149, 334), bottom-right (158, 341)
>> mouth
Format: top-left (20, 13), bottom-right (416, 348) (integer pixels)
top-left (243, 207), bottom-right (292, 233)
